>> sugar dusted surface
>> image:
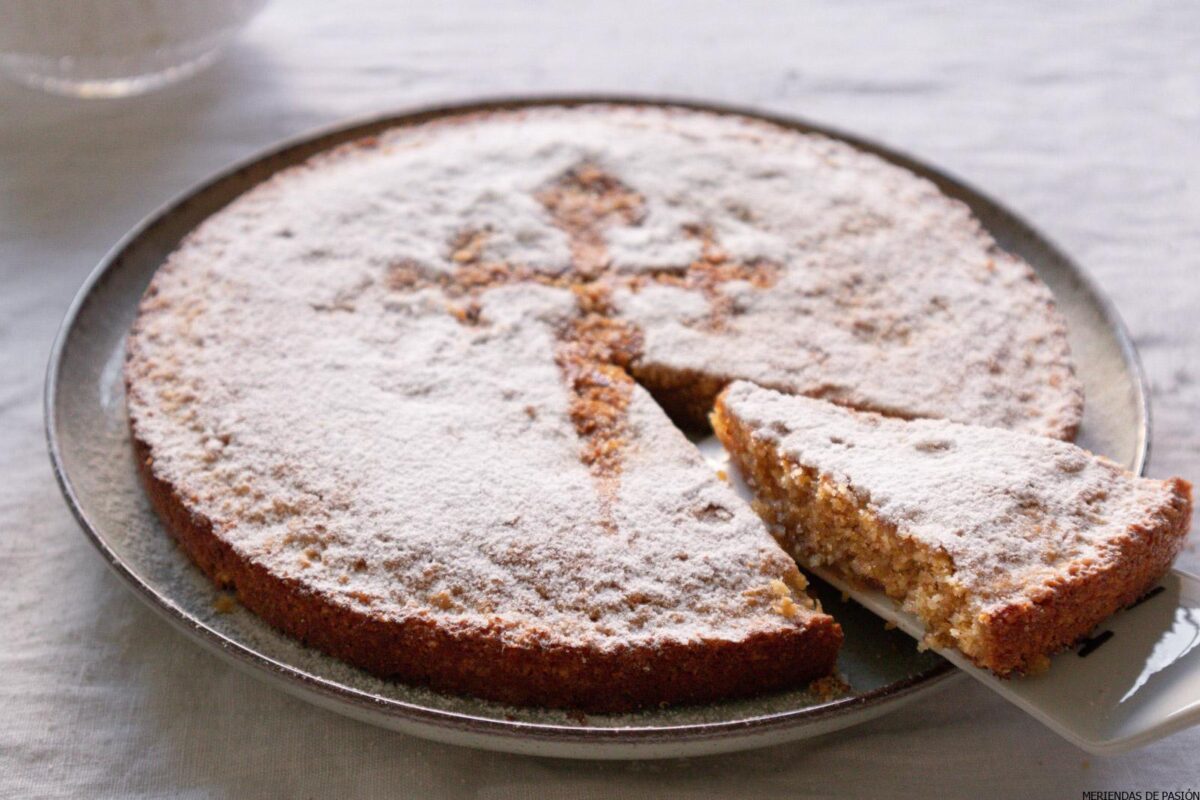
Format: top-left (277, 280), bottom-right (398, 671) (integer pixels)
top-left (127, 274), bottom-right (809, 650)
top-left (592, 110), bottom-right (1082, 439)
top-left (126, 104), bottom-right (1084, 656)
top-left (138, 105), bottom-right (1078, 436)
top-left (720, 381), bottom-right (1183, 610)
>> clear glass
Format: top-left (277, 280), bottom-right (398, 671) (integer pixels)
top-left (0, 0), bottom-right (268, 98)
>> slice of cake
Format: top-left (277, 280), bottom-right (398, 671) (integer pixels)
top-left (713, 381), bottom-right (1192, 675)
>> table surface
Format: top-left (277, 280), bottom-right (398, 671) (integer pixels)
top-left (3, 1), bottom-right (1198, 796)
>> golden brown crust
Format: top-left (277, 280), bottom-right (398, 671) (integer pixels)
top-left (131, 425), bottom-right (842, 712)
top-left (979, 478), bottom-right (1192, 674)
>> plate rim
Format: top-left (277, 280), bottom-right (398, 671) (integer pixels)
top-left (43, 93), bottom-right (1149, 750)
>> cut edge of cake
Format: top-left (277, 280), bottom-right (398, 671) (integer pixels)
top-left (712, 381), bottom-right (1192, 677)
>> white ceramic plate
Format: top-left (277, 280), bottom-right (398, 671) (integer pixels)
top-left (45, 97), bottom-right (1150, 759)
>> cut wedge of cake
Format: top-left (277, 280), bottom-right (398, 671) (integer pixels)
top-left (713, 381), bottom-right (1193, 676)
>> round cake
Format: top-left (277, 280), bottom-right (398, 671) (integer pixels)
top-left (125, 104), bottom-right (1083, 711)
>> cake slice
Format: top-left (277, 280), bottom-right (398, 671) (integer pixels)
top-left (713, 381), bottom-right (1192, 676)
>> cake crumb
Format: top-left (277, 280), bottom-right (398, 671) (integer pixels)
top-left (809, 673), bottom-right (850, 701)
top-left (1026, 655), bottom-right (1051, 675)
top-left (768, 578), bottom-right (802, 618)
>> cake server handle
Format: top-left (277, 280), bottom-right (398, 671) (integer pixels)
top-left (807, 564), bottom-right (1200, 756)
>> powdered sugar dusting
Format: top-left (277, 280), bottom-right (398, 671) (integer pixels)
top-left (127, 272), bottom-right (811, 650)
top-left (721, 381), bottom-right (1182, 609)
top-left (176, 104), bottom-right (1080, 436)
top-left (126, 104), bottom-right (1084, 657)
top-left (600, 110), bottom-right (1081, 437)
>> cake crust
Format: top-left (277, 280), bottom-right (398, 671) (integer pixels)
top-left (132, 431), bottom-right (842, 711)
top-left (977, 490), bottom-right (1190, 673)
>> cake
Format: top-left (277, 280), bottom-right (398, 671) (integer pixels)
top-left (713, 381), bottom-right (1193, 676)
top-left (126, 103), bottom-right (1087, 710)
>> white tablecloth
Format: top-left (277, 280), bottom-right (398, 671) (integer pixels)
top-left (3, 2), bottom-right (1198, 796)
